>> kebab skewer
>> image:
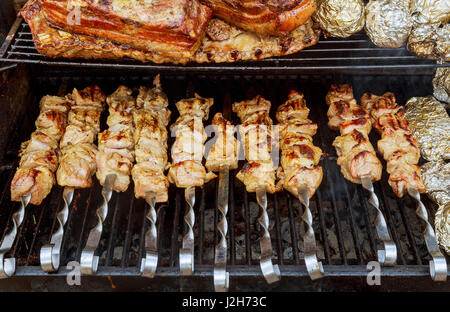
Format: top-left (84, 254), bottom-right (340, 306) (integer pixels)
top-left (325, 84), bottom-right (397, 266)
top-left (361, 92), bottom-right (447, 281)
top-left (3, 95), bottom-right (70, 277)
top-left (232, 95), bottom-right (280, 284)
top-left (40, 86), bottom-right (105, 273)
top-left (132, 75), bottom-right (171, 277)
top-left (168, 94), bottom-right (215, 275)
top-left (80, 86), bottom-right (135, 275)
top-left (205, 113), bottom-right (238, 291)
top-left (276, 90), bottom-right (324, 280)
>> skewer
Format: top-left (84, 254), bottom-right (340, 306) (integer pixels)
top-left (296, 184), bottom-right (324, 280)
top-left (0, 194), bottom-right (30, 278)
top-left (256, 185), bottom-right (280, 284)
top-left (180, 186), bottom-right (196, 275)
top-left (407, 187), bottom-right (447, 281)
top-left (40, 187), bottom-right (74, 272)
top-left (361, 176), bottom-right (397, 266)
top-left (80, 173), bottom-right (116, 275)
top-left (214, 165), bottom-right (230, 291)
top-left (140, 192), bottom-right (158, 277)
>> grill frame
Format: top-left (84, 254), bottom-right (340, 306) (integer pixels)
top-left (0, 72), bottom-right (448, 292)
top-left (1, 18), bottom-right (449, 75)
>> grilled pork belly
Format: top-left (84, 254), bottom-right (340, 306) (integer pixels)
top-left (205, 113), bottom-right (239, 172)
top-left (361, 92), bottom-right (426, 197)
top-left (21, 1), bottom-right (319, 64)
top-left (168, 94), bottom-right (215, 189)
top-left (38, 0), bottom-right (212, 57)
top-left (131, 76), bottom-right (171, 202)
top-left (11, 94), bottom-right (70, 205)
top-left (326, 84), bottom-right (382, 184)
top-left (277, 91), bottom-right (323, 198)
top-left (200, 0), bottom-right (317, 35)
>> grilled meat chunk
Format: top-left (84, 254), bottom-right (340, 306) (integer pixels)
top-left (57, 143), bottom-right (97, 188)
top-left (11, 166), bottom-right (54, 205)
top-left (38, 0), bottom-right (212, 57)
top-left (200, 0), bottom-right (317, 35)
top-left (236, 161), bottom-right (278, 193)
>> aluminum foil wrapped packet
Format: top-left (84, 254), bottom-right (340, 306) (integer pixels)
top-left (407, 22), bottom-right (450, 61)
top-left (405, 96), bottom-right (450, 161)
top-left (421, 160), bottom-right (450, 254)
top-left (312, 0), bottom-right (365, 38)
top-left (411, 0), bottom-right (450, 24)
top-left (433, 67), bottom-right (450, 106)
top-left (365, 0), bottom-right (413, 48)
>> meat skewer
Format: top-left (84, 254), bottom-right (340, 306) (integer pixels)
top-left (3, 95), bottom-right (70, 277)
top-left (168, 94), bottom-right (215, 275)
top-left (326, 84), bottom-right (397, 266)
top-left (39, 86), bottom-right (105, 273)
top-left (205, 113), bottom-right (238, 291)
top-left (80, 85), bottom-right (135, 275)
top-left (276, 90), bottom-right (324, 280)
top-left (362, 92), bottom-right (447, 281)
top-left (233, 95), bottom-right (280, 284)
top-left (132, 75), bottom-right (171, 277)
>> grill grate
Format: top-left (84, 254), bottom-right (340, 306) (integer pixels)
top-left (0, 73), bottom-right (448, 284)
top-left (0, 18), bottom-right (447, 74)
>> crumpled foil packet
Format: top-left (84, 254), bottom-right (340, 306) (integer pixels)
top-left (421, 160), bottom-right (450, 254)
top-left (433, 67), bottom-right (450, 106)
top-left (365, 0), bottom-right (413, 48)
top-left (405, 96), bottom-right (450, 161)
top-left (411, 0), bottom-right (450, 24)
top-left (407, 22), bottom-right (450, 61)
top-left (312, 0), bottom-right (365, 38)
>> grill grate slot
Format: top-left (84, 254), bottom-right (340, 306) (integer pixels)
top-left (0, 74), bottom-right (448, 280)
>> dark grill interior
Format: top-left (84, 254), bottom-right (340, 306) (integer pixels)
top-left (0, 73), bottom-right (448, 290)
top-left (0, 20), bottom-right (444, 74)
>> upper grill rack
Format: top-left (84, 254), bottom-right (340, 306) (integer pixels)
top-left (0, 18), bottom-right (447, 74)
top-left (0, 74), bottom-right (448, 285)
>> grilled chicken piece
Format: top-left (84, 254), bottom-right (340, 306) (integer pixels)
top-left (236, 161), bottom-right (278, 193)
top-left (98, 129), bottom-right (134, 151)
top-left (361, 92), bottom-right (426, 197)
top-left (39, 0), bottom-right (212, 57)
top-left (20, 131), bottom-right (58, 156)
top-left (57, 143), bottom-right (97, 188)
top-left (68, 107), bottom-right (102, 134)
top-left (205, 113), bottom-right (239, 171)
top-left (278, 165), bottom-right (323, 198)
top-left (19, 150), bottom-right (59, 172)
top-left (238, 124), bottom-right (274, 162)
top-left (232, 95), bottom-right (272, 125)
top-left (95, 151), bottom-right (133, 192)
top-left (276, 91), bottom-right (310, 123)
top-left (10, 166), bottom-right (54, 205)
top-left (132, 78), bottom-right (171, 201)
top-left (169, 94), bottom-right (215, 188)
top-left (326, 84), bottom-right (355, 106)
top-left (200, 0), bottom-right (316, 35)
top-left (71, 85), bottom-right (106, 109)
top-left (60, 125), bottom-right (96, 148)
top-left (39, 95), bottom-right (70, 113)
top-left (281, 143), bottom-right (322, 169)
top-left (35, 110), bottom-right (67, 141)
top-left (22, 1), bottom-right (319, 64)
top-left (332, 130), bottom-right (376, 157)
top-left (279, 122), bottom-right (318, 137)
top-left (327, 100), bottom-right (371, 132)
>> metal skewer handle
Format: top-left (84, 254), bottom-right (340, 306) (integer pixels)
top-left (180, 186), bottom-right (196, 276)
top-left (0, 194), bottom-right (30, 278)
top-left (214, 166), bottom-right (230, 292)
top-left (297, 185), bottom-right (324, 280)
top-left (140, 192), bottom-right (159, 278)
top-left (256, 186), bottom-right (280, 284)
top-left (361, 176), bottom-right (397, 266)
top-left (40, 187), bottom-right (74, 272)
top-left (81, 174), bottom-right (116, 275)
top-left (408, 187), bottom-right (447, 281)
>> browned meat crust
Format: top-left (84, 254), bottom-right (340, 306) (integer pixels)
top-left (21, 1), bottom-right (320, 64)
top-left (200, 0), bottom-right (317, 35)
top-left (37, 0), bottom-right (212, 57)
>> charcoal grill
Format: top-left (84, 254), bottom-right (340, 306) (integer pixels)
top-left (0, 9), bottom-right (449, 291)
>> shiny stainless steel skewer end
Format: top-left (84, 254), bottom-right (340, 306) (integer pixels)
top-left (214, 167), bottom-right (230, 292)
top-left (407, 187), bottom-right (447, 281)
top-left (256, 186), bottom-right (280, 284)
top-left (81, 174), bottom-right (116, 275)
top-left (140, 192), bottom-right (158, 278)
top-left (40, 187), bottom-right (74, 272)
top-left (0, 194), bottom-right (30, 279)
top-left (361, 176), bottom-right (397, 266)
top-left (180, 186), bottom-right (196, 276)
top-left (297, 185), bottom-right (324, 280)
